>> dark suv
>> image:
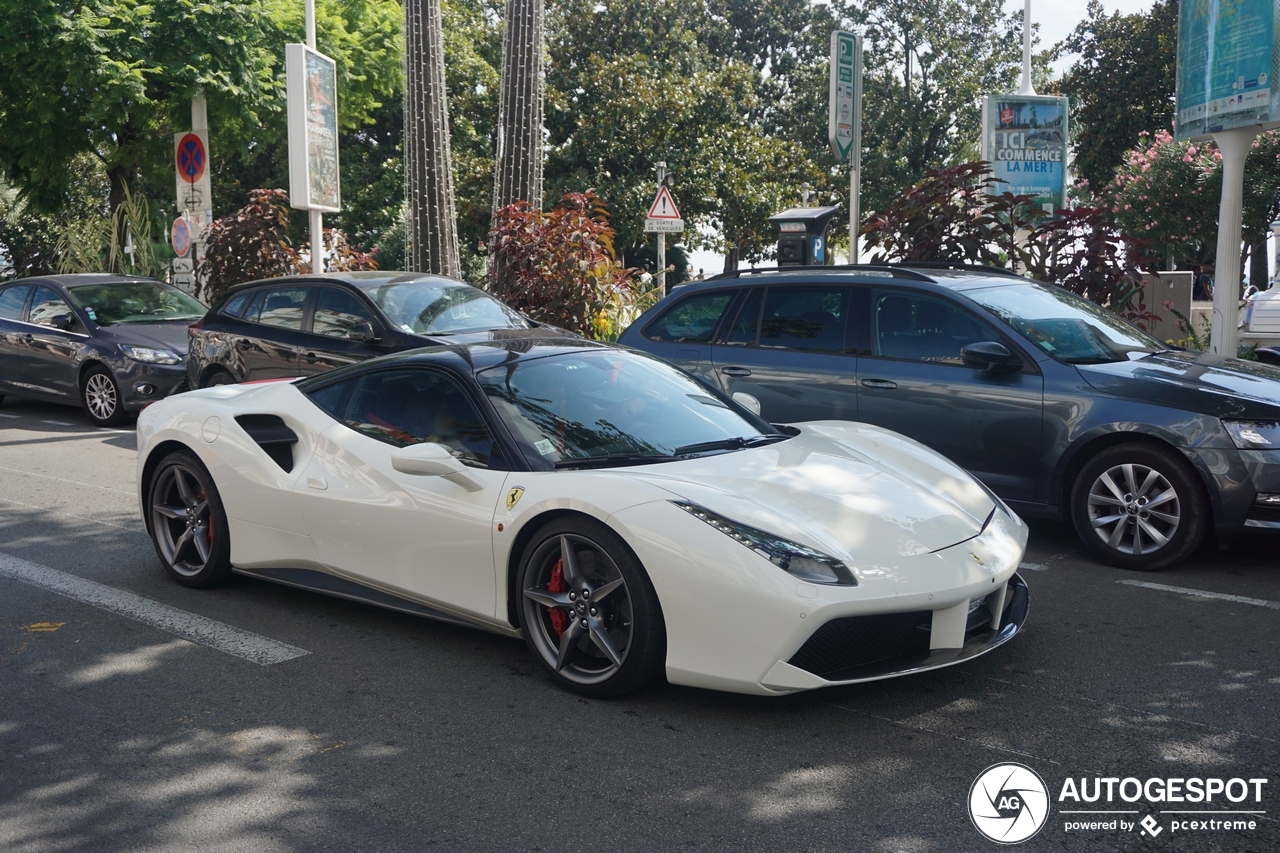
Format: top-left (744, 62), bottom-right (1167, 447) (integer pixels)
top-left (618, 264), bottom-right (1280, 570)
top-left (188, 271), bottom-right (571, 387)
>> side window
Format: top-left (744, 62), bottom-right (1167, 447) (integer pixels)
top-left (0, 285), bottom-right (32, 321)
top-left (871, 291), bottom-right (996, 365)
top-left (335, 369), bottom-right (494, 466)
top-left (221, 291), bottom-right (253, 318)
top-left (643, 290), bottom-right (737, 342)
top-left (242, 289), bottom-right (267, 323)
top-left (759, 287), bottom-right (850, 353)
top-left (311, 287), bottom-right (376, 338)
top-left (28, 286), bottom-right (75, 329)
top-left (306, 376), bottom-right (359, 420)
top-left (721, 288), bottom-right (763, 346)
top-left (257, 287), bottom-right (308, 330)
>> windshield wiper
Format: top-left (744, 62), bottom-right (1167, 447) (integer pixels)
top-left (1060, 356), bottom-right (1121, 364)
top-left (555, 453), bottom-right (677, 470)
top-left (672, 434), bottom-right (787, 456)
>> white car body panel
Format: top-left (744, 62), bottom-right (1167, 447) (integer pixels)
top-left (138, 378), bottom-right (1029, 695)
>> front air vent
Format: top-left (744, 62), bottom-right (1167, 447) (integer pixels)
top-left (235, 415), bottom-right (298, 472)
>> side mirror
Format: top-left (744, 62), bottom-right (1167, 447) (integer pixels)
top-left (731, 391), bottom-right (762, 416)
top-left (390, 442), bottom-right (482, 491)
top-left (51, 312), bottom-right (77, 332)
top-left (347, 321), bottom-right (378, 343)
top-left (961, 341), bottom-right (1021, 373)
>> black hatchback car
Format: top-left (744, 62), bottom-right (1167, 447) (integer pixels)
top-left (188, 271), bottom-right (571, 388)
top-left (0, 274), bottom-right (205, 426)
top-left (618, 264), bottom-right (1280, 570)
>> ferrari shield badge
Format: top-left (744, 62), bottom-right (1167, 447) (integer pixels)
top-left (506, 486), bottom-right (525, 511)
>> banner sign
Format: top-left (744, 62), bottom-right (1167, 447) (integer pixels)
top-left (1175, 0), bottom-right (1280, 139)
top-left (828, 31), bottom-right (862, 161)
top-left (981, 95), bottom-right (1070, 212)
top-left (286, 43), bottom-right (341, 212)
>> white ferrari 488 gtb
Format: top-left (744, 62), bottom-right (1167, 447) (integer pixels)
top-left (137, 339), bottom-right (1029, 696)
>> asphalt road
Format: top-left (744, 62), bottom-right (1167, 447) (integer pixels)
top-left (1, 396), bottom-right (1277, 853)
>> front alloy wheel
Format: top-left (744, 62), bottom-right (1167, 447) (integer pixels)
top-left (148, 451), bottom-right (233, 587)
top-left (518, 518), bottom-right (664, 697)
top-left (81, 366), bottom-right (128, 427)
top-left (1070, 443), bottom-right (1207, 571)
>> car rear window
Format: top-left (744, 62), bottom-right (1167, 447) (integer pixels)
top-left (221, 291), bottom-right (253, 318)
top-left (643, 290), bottom-right (737, 343)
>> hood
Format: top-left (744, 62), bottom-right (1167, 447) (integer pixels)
top-left (1078, 350), bottom-right (1280, 418)
top-left (94, 321), bottom-right (191, 356)
top-left (620, 421), bottom-right (995, 560)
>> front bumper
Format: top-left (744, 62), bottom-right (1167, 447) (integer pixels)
top-left (1184, 447), bottom-right (1280, 532)
top-left (116, 359), bottom-right (189, 411)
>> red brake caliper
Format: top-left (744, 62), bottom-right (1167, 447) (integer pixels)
top-left (547, 558), bottom-right (569, 639)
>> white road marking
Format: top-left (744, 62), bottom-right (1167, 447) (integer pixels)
top-left (0, 552), bottom-right (310, 665)
top-left (0, 496), bottom-right (138, 531)
top-left (1117, 579), bottom-right (1280, 610)
top-left (39, 420), bottom-right (73, 426)
top-left (0, 413), bottom-right (18, 419)
top-left (0, 463), bottom-right (135, 495)
top-left (1018, 562), bottom-right (1048, 571)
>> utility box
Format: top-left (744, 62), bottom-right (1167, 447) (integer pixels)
top-left (1138, 271), bottom-right (1194, 343)
top-left (770, 205), bottom-right (840, 266)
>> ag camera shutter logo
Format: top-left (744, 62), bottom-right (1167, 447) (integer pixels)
top-left (969, 763), bottom-right (1050, 844)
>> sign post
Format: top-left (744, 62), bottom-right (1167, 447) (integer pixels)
top-left (1176, 0), bottom-right (1280, 356)
top-left (829, 31), bottom-right (862, 262)
top-left (172, 93), bottom-right (211, 294)
top-left (644, 164), bottom-right (683, 293)
top-left (287, 0), bottom-right (340, 273)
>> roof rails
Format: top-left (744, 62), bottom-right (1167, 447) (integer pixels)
top-left (705, 262), bottom-right (1026, 282)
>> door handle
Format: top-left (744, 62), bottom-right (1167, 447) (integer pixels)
top-left (22, 333), bottom-right (33, 342)
top-left (235, 339), bottom-right (252, 350)
top-left (307, 477), bottom-right (328, 491)
top-left (719, 366), bottom-right (752, 377)
top-left (304, 352), bottom-right (319, 364)
top-left (860, 378), bottom-right (898, 390)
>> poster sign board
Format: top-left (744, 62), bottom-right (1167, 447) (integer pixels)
top-left (173, 129), bottom-right (211, 218)
top-left (1175, 0), bottom-right (1280, 139)
top-left (828, 31), bottom-right (861, 161)
top-left (981, 95), bottom-right (1070, 212)
top-left (286, 43), bottom-right (341, 212)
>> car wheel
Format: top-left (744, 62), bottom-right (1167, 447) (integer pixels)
top-left (203, 370), bottom-right (237, 388)
top-left (81, 365), bottom-right (128, 427)
top-left (517, 517), bottom-right (665, 697)
top-left (147, 450), bottom-right (233, 588)
top-left (1070, 443), bottom-right (1208, 571)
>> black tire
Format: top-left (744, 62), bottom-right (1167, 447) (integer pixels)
top-left (203, 369), bottom-right (237, 388)
top-left (147, 449), bottom-right (234, 587)
top-left (517, 516), bottom-right (665, 697)
top-left (1070, 443), bottom-right (1209, 571)
top-left (81, 364), bottom-right (129, 427)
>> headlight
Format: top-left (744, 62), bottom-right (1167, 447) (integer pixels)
top-left (672, 501), bottom-right (857, 585)
top-left (1223, 419), bottom-right (1280, 450)
top-left (120, 345), bottom-right (182, 365)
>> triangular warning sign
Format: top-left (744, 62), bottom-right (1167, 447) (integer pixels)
top-left (647, 186), bottom-right (682, 219)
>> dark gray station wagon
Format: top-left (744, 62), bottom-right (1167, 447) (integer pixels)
top-left (618, 264), bottom-right (1280, 570)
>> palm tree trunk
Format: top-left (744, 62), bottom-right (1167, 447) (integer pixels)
top-left (404, 0), bottom-right (461, 277)
top-left (492, 0), bottom-right (545, 214)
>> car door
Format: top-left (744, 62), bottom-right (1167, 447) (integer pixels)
top-left (19, 285), bottom-right (87, 399)
top-left (0, 283), bottom-right (33, 391)
top-left (626, 287), bottom-right (739, 384)
top-left (239, 284), bottom-right (310, 379)
top-left (297, 285), bottom-right (384, 374)
top-left (709, 285), bottom-right (860, 423)
top-left (291, 367), bottom-right (507, 620)
top-left (855, 287), bottom-right (1044, 502)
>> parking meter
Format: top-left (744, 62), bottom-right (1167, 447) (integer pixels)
top-left (769, 205), bottom-right (840, 266)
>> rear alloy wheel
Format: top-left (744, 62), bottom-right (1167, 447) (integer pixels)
top-left (1070, 443), bottom-right (1208, 571)
top-left (518, 517), bottom-right (665, 697)
top-left (81, 365), bottom-right (128, 427)
top-left (203, 370), bottom-right (237, 388)
top-left (148, 450), bottom-right (233, 587)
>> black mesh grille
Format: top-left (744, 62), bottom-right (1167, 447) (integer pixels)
top-left (1247, 505), bottom-right (1280, 524)
top-left (235, 415), bottom-right (297, 473)
top-left (263, 442), bottom-right (294, 472)
top-left (788, 611), bottom-right (932, 679)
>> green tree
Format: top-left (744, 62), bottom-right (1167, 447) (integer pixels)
top-left (1052, 0), bottom-right (1178, 193)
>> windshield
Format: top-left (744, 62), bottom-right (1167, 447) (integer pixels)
top-left (66, 281), bottom-right (206, 326)
top-left (367, 280), bottom-right (529, 335)
top-left (476, 349), bottom-right (774, 470)
top-left (967, 283), bottom-right (1163, 363)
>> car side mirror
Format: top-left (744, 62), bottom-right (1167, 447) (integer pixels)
top-left (961, 341), bottom-right (1021, 373)
top-left (731, 391), bottom-right (762, 416)
top-left (51, 312), bottom-right (77, 332)
top-left (390, 442), bottom-right (482, 491)
top-left (347, 321), bottom-right (378, 343)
